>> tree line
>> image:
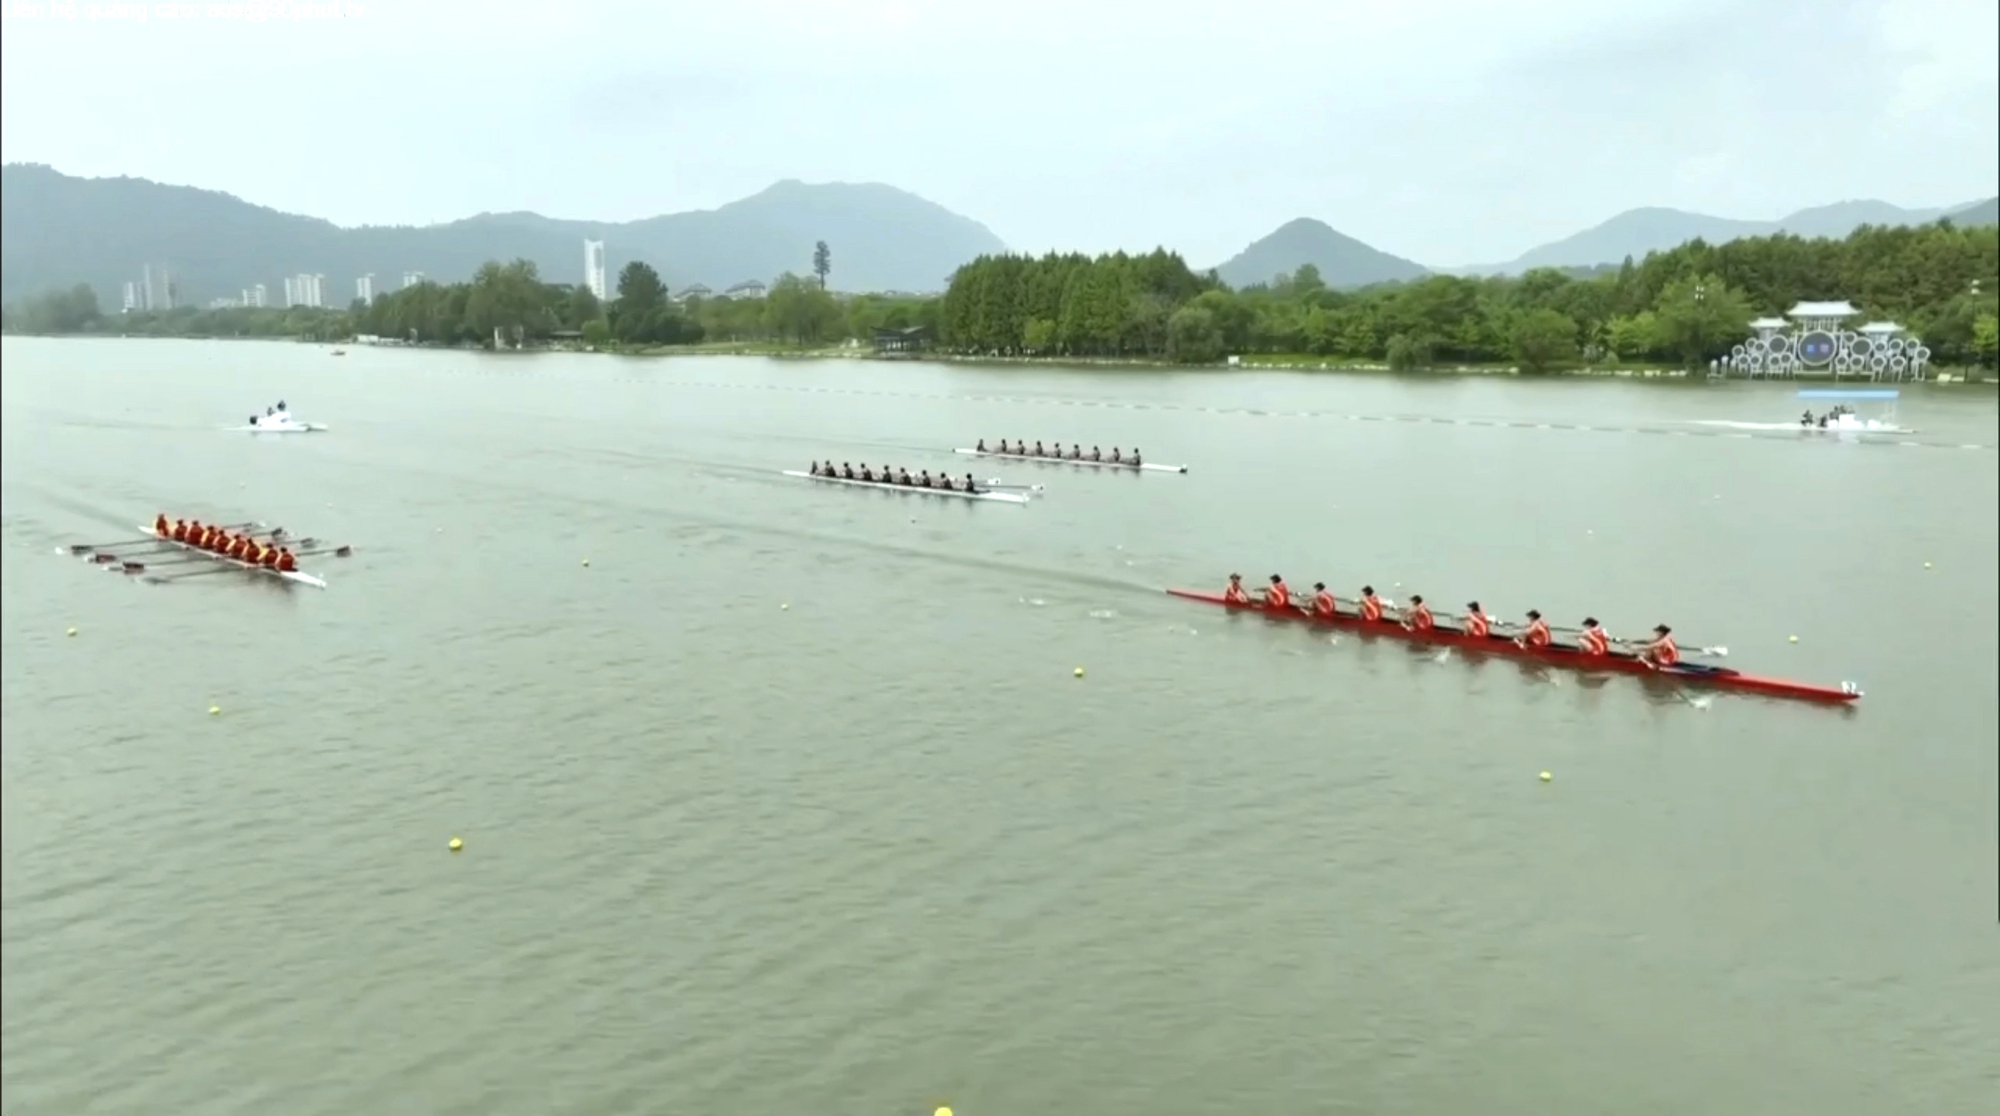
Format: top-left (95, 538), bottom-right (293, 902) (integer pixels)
top-left (6, 222), bottom-right (1995, 370)
top-left (939, 221), bottom-right (1999, 370)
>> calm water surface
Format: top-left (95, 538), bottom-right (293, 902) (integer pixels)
top-left (3, 337), bottom-right (1997, 1114)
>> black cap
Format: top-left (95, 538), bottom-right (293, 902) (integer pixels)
top-left (1583, 617), bottom-right (1598, 626)
top-left (1229, 572), bottom-right (1241, 579)
top-left (1527, 609), bottom-right (1542, 619)
top-left (1313, 582), bottom-right (1325, 590)
top-left (1269, 574), bottom-right (1281, 583)
top-left (1362, 585), bottom-right (1374, 594)
top-left (1410, 595), bottom-right (1423, 604)
top-left (1466, 601), bottom-right (1479, 610)
top-left (1654, 624), bottom-right (1671, 634)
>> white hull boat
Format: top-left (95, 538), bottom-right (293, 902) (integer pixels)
top-left (954, 448), bottom-right (1186, 473)
top-left (783, 470), bottom-right (1030, 504)
top-left (135, 526), bottom-right (329, 588)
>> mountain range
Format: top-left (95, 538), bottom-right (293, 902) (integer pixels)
top-left (1, 162), bottom-right (1993, 306)
top-left (0, 163), bottom-right (1007, 306)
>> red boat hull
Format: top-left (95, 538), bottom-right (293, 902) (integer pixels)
top-left (1167, 589), bottom-right (1859, 704)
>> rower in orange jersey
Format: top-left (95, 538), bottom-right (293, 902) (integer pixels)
top-left (1357, 586), bottom-right (1385, 622)
top-left (1515, 609), bottom-right (1552, 650)
top-left (1401, 594), bottom-right (1434, 632)
top-left (1638, 624), bottom-right (1679, 669)
top-left (232, 535), bottom-right (256, 561)
top-left (1577, 617), bottom-right (1611, 657)
top-left (259, 543), bottom-right (281, 568)
top-left (275, 548), bottom-right (298, 572)
top-left (169, 518), bottom-right (189, 541)
top-left (1310, 582), bottom-right (1336, 619)
top-left (178, 518), bottom-right (197, 543)
top-left (154, 513), bottom-right (171, 537)
top-left (1222, 573), bottom-right (1250, 604)
top-left (1264, 574), bottom-right (1290, 610)
top-left (1462, 601), bottom-right (1492, 638)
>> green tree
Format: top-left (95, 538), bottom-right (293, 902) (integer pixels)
top-left (1652, 274), bottom-right (1753, 368)
top-left (1509, 308), bottom-right (1579, 373)
top-left (1972, 313), bottom-right (1999, 370)
top-left (1165, 305), bottom-right (1223, 364)
top-left (1385, 332), bottom-right (1433, 371)
top-left (812, 241), bottom-right (831, 289)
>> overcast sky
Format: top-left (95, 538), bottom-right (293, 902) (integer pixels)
top-left (2, 0), bottom-right (1994, 266)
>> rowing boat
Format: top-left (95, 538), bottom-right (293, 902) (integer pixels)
top-left (231, 420), bottom-right (327, 433)
top-left (1167, 588), bottom-right (1860, 704)
top-left (134, 526), bottom-right (329, 588)
top-left (954, 448), bottom-right (1186, 474)
top-left (782, 471), bottom-right (1031, 504)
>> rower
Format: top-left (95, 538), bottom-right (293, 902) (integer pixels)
top-left (1578, 618), bottom-right (1611, 657)
top-left (1357, 585), bottom-right (1384, 622)
top-left (976, 439), bottom-right (987, 452)
top-left (1130, 447), bottom-right (1142, 466)
top-left (232, 535), bottom-right (255, 560)
top-left (276, 400), bottom-right (286, 411)
top-left (1264, 574), bottom-right (1290, 610)
top-left (1033, 441), bottom-right (1047, 456)
top-left (1800, 410), bottom-right (1814, 426)
top-left (276, 547), bottom-right (297, 572)
top-left (1462, 601), bottom-right (1491, 638)
top-left (1402, 594), bottom-right (1434, 632)
top-left (964, 473), bottom-right (981, 493)
top-left (838, 462), bottom-right (852, 478)
top-left (258, 542), bottom-right (280, 567)
top-left (1109, 447), bottom-right (1122, 463)
top-left (918, 470), bottom-right (934, 488)
top-left (1639, 625), bottom-right (1679, 669)
top-left (1311, 582), bottom-right (1336, 618)
top-left (171, 518), bottom-right (189, 542)
top-left (1222, 573), bottom-right (1250, 604)
top-left (897, 468), bottom-right (913, 485)
top-left (1089, 446), bottom-right (1102, 461)
top-left (1516, 610), bottom-right (1552, 650)
top-left (180, 519), bottom-right (199, 543)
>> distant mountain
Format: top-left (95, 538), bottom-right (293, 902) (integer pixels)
top-left (0, 164), bottom-right (1008, 305)
top-left (1213, 218), bottom-right (1429, 290)
top-left (1458, 196), bottom-right (1997, 275)
top-left (1946, 196), bottom-right (1999, 227)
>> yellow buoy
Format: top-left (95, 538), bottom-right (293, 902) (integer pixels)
top-left (449, 837), bottom-right (463, 852)
top-left (1789, 635), bottom-right (1799, 643)
top-left (66, 627), bottom-right (77, 637)
top-left (1074, 666), bottom-right (1085, 677)
top-left (208, 705), bottom-right (221, 715)
top-left (937, 1108), bottom-right (953, 1116)
top-left (1539, 771), bottom-right (1552, 782)
top-left (1924, 561), bottom-right (1932, 569)
top-left (781, 603), bottom-right (789, 610)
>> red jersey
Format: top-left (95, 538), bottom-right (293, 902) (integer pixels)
top-left (172, 521), bottom-right (189, 542)
top-left (1223, 581), bottom-right (1250, 604)
top-left (1267, 581), bottom-right (1289, 609)
top-left (154, 516), bottom-right (170, 537)
top-left (1521, 619), bottom-right (1552, 648)
top-left (1464, 611), bottom-right (1490, 638)
top-left (1359, 595), bottom-right (1383, 622)
top-left (1312, 589), bottom-right (1336, 618)
top-left (1405, 603), bottom-right (1434, 631)
top-left (1579, 628), bottom-right (1610, 656)
top-left (1647, 635), bottom-right (1679, 666)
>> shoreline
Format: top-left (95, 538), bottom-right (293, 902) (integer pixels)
top-left (5, 331), bottom-right (1991, 383)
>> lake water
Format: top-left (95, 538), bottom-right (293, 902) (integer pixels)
top-left (3, 336), bottom-right (1997, 1114)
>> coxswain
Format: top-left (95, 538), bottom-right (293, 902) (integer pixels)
top-left (1639, 624), bottom-right (1679, 669)
top-left (1462, 602), bottom-right (1491, 638)
top-left (1311, 582), bottom-right (1336, 619)
top-left (1402, 594), bottom-right (1434, 632)
top-left (1515, 610), bottom-right (1552, 650)
top-left (275, 548), bottom-right (297, 572)
top-left (154, 513), bottom-right (171, 537)
top-left (1578, 617), bottom-right (1611, 657)
top-left (1223, 573), bottom-right (1250, 604)
top-left (1358, 586), bottom-right (1384, 622)
top-left (1264, 574), bottom-right (1290, 610)
top-left (1089, 446), bottom-right (1102, 461)
top-left (976, 439), bottom-right (988, 452)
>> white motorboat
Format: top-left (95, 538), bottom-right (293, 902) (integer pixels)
top-left (232, 407), bottom-right (327, 433)
top-left (1688, 389), bottom-right (1914, 435)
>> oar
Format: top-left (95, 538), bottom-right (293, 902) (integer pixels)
top-left (67, 521), bottom-right (261, 554)
top-left (1611, 638), bottom-right (1729, 658)
top-left (980, 479), bottom-right (1046, 493)
top-left (127, 544), bottom-right (352, 579)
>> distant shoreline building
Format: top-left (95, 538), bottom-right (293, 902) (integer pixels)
top-left (402, 271), bottom-right (425, 290)
top-left (1721, 300), bottom-right (1932, 381)
top-left (356, 274), bottom-right (375, 303)
top-left (584, 240), bottom-right (607, 300)
top-left (283, 273), bottom-right (326, 309)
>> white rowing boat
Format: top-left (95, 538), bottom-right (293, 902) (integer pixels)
top-left (782, 471), bottom-right (1031, 504)
top-left (954, 448), bottom-right (1186, 473)
top-left (134, 526), bottom-right (329, 588)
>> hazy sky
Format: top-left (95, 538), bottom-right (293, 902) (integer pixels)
top-left (2, 0), bottom-right (1994, 266)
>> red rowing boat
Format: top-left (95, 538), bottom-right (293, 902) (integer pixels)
top-left (1167, 589), bottom-right (1861, 704)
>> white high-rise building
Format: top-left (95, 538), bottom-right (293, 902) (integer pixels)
top-left (284, 273), bottom-right (326, 308)
top-left (283, 277), bottom-right (298, 307)
top-left (584, 239), bottom-right (608, 300)
top-left (356, 274), bottom-right (375, 303)
top-left (402, 271), bottom-right (425, 289)
top-left (248, 284), bottom-right (268, 308)
top-left (123, 282), bottom-right (140, 313)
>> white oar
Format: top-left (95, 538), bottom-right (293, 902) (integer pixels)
top-left (980, 478), bottom-right (1046, 493)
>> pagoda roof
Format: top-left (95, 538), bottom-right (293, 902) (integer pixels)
top-left (1857, 320), bottom-right (1903, 334)
top-left (1749, 317), bottom-right (1789, 329)
top-left (1787, 300), bottom-right (1859, 318)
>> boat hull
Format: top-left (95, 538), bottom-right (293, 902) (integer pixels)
top-left (1167, 588), bottom-right (1858, 704)
top-left (955, 448), bottom-right (1185, 473)
top-left (136, 527), bottom-right (329, 588)
top-left (783, 470), bottom-right (1030, 504)
top-left (233, 423), bottom-right (327, 433)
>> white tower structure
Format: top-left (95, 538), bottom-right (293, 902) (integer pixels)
top-left (584, 239), bottom-right (608, 300)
